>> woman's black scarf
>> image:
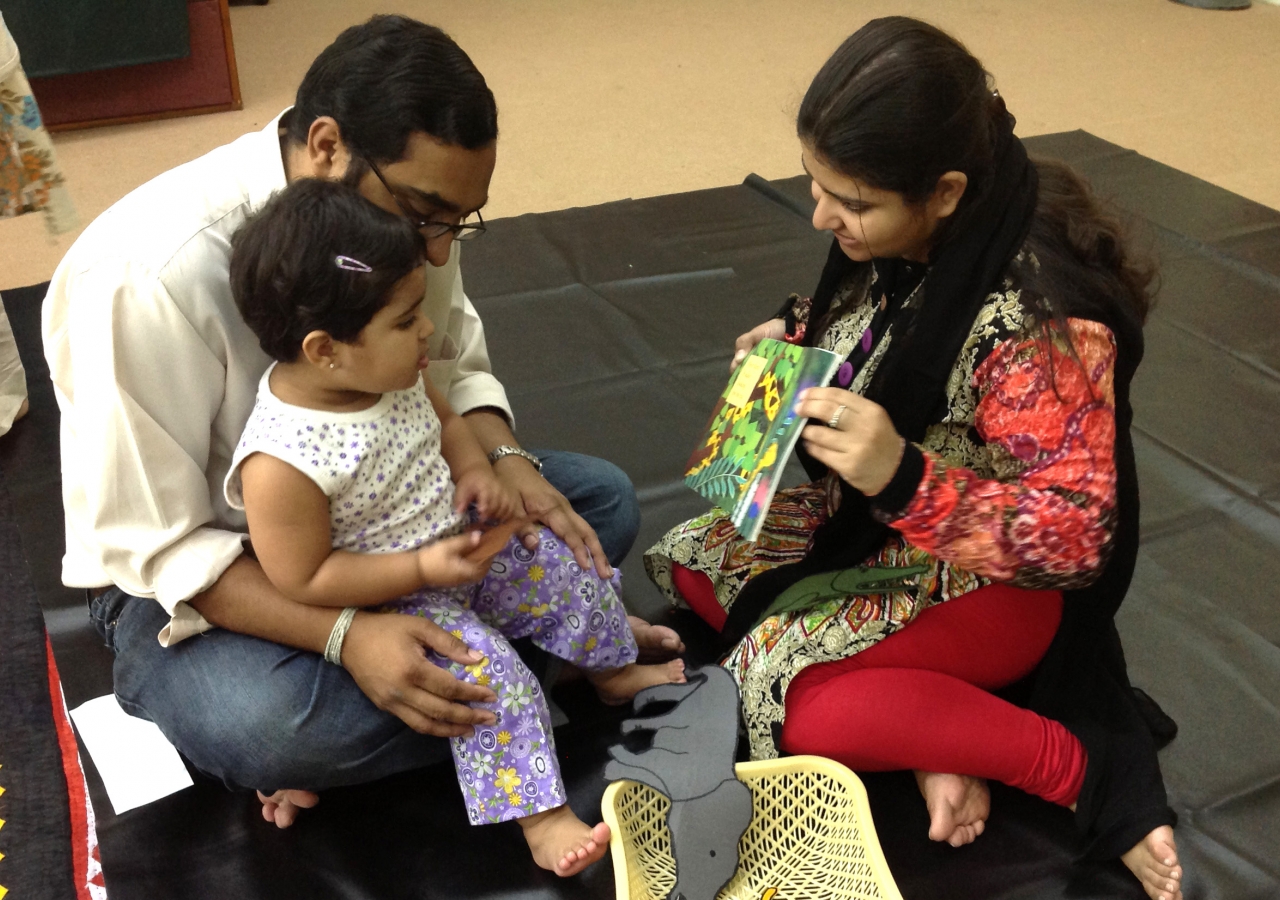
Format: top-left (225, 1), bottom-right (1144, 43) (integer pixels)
top-left (721, 106), bottom-right (1039, 646)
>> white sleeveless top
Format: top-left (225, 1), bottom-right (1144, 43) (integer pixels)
top-left (225, 365), bottom-right (462, 553)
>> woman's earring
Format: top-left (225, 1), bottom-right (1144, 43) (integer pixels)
top-left (329, 362), bottom-right (336, 370)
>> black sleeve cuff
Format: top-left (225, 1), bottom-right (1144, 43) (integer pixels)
top-left (773, 293), bottom-right (800, 321)
top-left (870, 442), bottom-right (925, 522)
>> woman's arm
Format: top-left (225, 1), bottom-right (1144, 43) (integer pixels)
top-left (879, 319), bottom-right (1120, 588)
top-left (239, 452), bottom-right (489, 607)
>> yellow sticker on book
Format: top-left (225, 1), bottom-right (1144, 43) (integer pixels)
top-left (726, 354), bottom-right (768, 408)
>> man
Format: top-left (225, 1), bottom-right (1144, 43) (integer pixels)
top-left (44, 15), bottom-right (678, 829)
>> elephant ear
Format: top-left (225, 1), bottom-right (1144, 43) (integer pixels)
top-left (753, 564), bottom-right (930, 628)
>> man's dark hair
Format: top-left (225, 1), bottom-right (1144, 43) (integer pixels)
top-left (230, 179), bottom-right (425, 362)
top-left (287, 15), bottom-right (498, 163)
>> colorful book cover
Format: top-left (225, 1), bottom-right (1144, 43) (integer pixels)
top-left (685, 339), bottom-right (841, 542)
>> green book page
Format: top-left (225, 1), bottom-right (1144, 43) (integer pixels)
top-left (684, 339), bottom-right (841, 541)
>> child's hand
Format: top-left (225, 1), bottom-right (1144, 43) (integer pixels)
top-left (454, 466), bottom-right (521, 522)
top-left (416, 531), bottom-right (495, 587)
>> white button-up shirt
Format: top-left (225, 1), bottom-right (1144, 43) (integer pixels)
top-left (42, 114), bottom-right (512, 645)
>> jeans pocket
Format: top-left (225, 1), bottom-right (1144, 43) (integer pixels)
top-left (88, 586), bottom-right (128, 651)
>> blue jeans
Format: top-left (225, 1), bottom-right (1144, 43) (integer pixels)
top-left (531, 449), bottom-right (640, 566)
top-left (90, 449), bottom-right (638, 793)
top-left (91, 586), bottom-right (450, 793)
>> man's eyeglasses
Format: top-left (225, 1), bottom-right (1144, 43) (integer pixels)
top-left (366, 158), bottom-right (486, 242)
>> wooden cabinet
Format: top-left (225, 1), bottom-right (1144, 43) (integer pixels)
top-left (26, 0), bottom-right (241, 131)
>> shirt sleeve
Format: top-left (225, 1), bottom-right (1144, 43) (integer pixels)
top-left (437, 248), bottom-right (514, 424)
top-left (49, 261), bottom-right (246, 643)
top-left (874, 318), bottom-right (1120, 589)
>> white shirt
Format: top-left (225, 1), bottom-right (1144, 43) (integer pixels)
top-left (42, 114), bottom-right (511, 645)
top-left (224, 368), bottom-right (462, 554)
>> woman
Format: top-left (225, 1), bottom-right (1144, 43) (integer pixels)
top-left (646, 18), bottom-right (1182, 900)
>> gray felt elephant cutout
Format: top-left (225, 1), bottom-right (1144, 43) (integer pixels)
top-left (605, 665), bottom-right (754, 900)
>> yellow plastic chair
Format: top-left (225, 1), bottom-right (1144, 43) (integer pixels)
top-left (601, 755), bottom-right (903, 900)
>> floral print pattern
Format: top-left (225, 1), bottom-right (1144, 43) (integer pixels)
top-left (390, 528), bottom-right (638, 824)
top-left (885, 319), bottom-right (1119, 589)
top-left (0, 47), bottom-right (76, 233)
top-left (226, 366), bottom-right (463, 555)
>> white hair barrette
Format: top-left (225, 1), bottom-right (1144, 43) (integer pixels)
top-left (335, 255), bottom-right (373, 273)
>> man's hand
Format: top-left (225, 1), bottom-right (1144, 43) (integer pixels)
top-left (492, 455), bottom-right (613, 579)
top-left (730, 318), bottom-right (788, 371)
top-left (340, 611), bottom-right (498, 737)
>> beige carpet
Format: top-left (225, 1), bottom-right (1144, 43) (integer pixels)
top-left (3, 0), bottom-right (1278, 291)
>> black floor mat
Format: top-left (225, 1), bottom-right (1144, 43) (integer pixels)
top-left (2, 130), bottom-right (1278, 900)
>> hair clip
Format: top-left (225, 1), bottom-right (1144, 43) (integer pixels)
top-left (335, 255), bottom-right (373, 273)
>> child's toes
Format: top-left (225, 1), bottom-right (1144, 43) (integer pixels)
top-left (591, 821), bottom-right (611, 846)
top-left (556, 835), bottom-right (608, 876)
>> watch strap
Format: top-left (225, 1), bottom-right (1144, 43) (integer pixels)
top-left (487, 445), bottom-right (543, 472)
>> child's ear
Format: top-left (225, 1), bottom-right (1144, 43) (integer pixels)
top-left (300, 330), bottom-right (339, 370)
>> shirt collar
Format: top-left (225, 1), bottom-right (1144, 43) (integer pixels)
top-left (244, 109), bottom-right (292, 213)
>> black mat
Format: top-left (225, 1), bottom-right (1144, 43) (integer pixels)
top-left (2, 130), bottom-right (1278, 900)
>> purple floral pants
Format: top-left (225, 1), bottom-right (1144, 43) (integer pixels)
top-left (389, 528), bottom-right (638, 824)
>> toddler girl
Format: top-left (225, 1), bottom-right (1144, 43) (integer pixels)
top-left (224, 178), bottom-right (683, 876)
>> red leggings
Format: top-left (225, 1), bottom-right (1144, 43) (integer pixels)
top-left (672, 565), bottom-right (1086, 807)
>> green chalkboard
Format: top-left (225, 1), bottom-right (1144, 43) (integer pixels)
top-left (0, 0), bottom-right (189, 79)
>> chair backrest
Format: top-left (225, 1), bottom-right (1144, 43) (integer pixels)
top-left (602, 755), bottom-right (904, 900)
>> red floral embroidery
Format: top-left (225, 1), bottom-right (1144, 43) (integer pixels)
top-left (890, 319), bottom-right (1119, 589)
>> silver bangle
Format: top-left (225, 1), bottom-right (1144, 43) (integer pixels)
top-left (487, 445), bottom-right (542, 472)
top-left (323, 607), bottom-right (358, 666)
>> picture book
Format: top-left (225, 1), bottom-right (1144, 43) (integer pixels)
top-left (684, 338), bottom-right (841, 542)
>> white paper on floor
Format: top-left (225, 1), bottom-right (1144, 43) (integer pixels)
top-left (69, 694), bottom-right (194, 814)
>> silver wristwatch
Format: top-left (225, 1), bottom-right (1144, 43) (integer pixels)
top-left (487, 445), bottom-right (543, 472)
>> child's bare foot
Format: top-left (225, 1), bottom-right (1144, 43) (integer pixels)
top-left (628, 616), bottom-right (686, 662)
top-left (518, 804), bottom-right (611, 876)
top-left (589, 659), bottom-right (687, 706)
top-left (914, 770), bottom-right (990, 847)
top-left (1121, 825), bottom-right (1183, 900)
top-left (256, 789), bottom-right (319, 828)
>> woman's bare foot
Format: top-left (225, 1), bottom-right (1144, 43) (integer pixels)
top-left (256, 789), bottom-right (319, 828)
top-left (1122, 825), bottom-right (1183, 900)
top-left (914, 770), bottom-right (990, 847)
top-left (628, 615), bottom-right (686, 662)
top-left (589, 659), bottom-right (687, 706)
top-left (518, 804), bottom-right (611, 876)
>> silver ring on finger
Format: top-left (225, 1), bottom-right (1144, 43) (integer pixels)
top-left (827, 404), bottom-right (847, 430)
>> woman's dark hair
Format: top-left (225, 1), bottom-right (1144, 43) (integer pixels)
top-left (287, 15), bottom-right (498, 165)
top-left (230, 179), bottom-right (425, 362)
top-left (798, 16), bottom-right (1155, 326)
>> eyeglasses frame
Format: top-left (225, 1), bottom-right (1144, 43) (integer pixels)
top-left (364, 157), bottom-right (486, 242)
